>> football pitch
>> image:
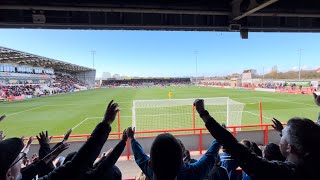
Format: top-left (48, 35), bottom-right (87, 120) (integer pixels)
top-left (0, 86), bottom-right (319, 138)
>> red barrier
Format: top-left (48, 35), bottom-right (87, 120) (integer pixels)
top-left (118, 111), bottom-right (121, 139)
top-left (27, 123), bottom-right (282, 160)
top-left (199, 129), bottom-right (203, 155)
top-left (192, 105), bottom-right (196, 134)
top-left (259, 102), bottom-right (263, 127)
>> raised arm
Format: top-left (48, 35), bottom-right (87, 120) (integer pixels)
top-left (194, 99), bottom-right (294, 179)
top-left (128, 127), bottom-right (153, 179)
top-left (314, 93), bottom-right (320, 125)
top-left (38, 100), bottom-right (120, 180)
top-left (70, 100), bottom-right (119, 170)
top-left (183, 140), bottom-right (221, 180)
top-left (90, 130), bottom-right (127, 178)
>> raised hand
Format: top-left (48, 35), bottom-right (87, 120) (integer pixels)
top-left (313, 92), bottom-right (320, 107)
top-left (63, 129), bottom-right (72, 142)
top-left (32, 153), bottom-right (39, 163)
top-left (127, 127), bottom-right (135, 139)
top-left (221, 123), bottom-right (227, 129)
top-left (0, 131), bottom-right (5, 141)
top-left (271, 118), bottom-right (284, 134)
top-left (27, 136), bottom-right (33, 146)
top-left (36, 131), bottom-right (52, 145)
top-left (102, 100), bottom-right (119, 125)
top-left (193, 99), bottom-right (205, 113)
top-left (22, 136), bottom-right (33, 154)
top-left (0, 115), bottom-right (5, 122)
top-left (122, 129), bottom-right (128, 142)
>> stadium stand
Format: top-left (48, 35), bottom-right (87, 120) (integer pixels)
top-left (0, 46), bottom-right (95, 101)
top-left (101, 78), bottom-right (191, 87)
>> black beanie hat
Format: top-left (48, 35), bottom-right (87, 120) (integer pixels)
top-left (0, 138), bottom-right (24, 176)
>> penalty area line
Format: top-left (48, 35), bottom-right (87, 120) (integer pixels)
top-left (6, 106), bottom-right (46, 117)
top-left (71, 117), bottom-right (102, 130)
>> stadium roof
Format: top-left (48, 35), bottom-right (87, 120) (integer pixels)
top-left (1, 0), bottom-right (320, 39)
top-left (0, 46), bottom-right (94, 72)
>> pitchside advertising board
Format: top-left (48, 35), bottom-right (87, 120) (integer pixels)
top-left (285, 81), bottom-right (311, 87)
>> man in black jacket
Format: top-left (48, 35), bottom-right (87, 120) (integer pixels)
top-left (194, 99), bottom-right (320, 180)
top-left (37, 100), bottom-right (120, 180)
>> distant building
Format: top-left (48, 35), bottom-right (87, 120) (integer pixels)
top-left (316, 68), bottom-right (320, 73)
top-left (113, 74), bottom-right (121, 80)
top-left (102, 72), bottom-right (112, 80)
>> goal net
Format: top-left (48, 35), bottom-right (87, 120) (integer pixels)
top-left (132, 97), bottom-right (245, 133)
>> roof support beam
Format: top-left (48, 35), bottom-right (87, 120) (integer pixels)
top-left (232, 0), bottom-right (279, 21)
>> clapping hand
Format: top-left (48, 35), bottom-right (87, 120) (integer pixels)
top-left (127, 127), bottom-right (135, 139)
top-left (122, 129), bottom-right (128, 142)
top-left (102, 100), bottom-right (119, 125)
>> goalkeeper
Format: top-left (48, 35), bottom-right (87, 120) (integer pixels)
top-left (168, 90), bottom-right (173, 99)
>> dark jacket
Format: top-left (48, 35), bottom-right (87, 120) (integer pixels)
top-left (208, 165), bottom-right (229, 180)
top-left (37, 122), bottom-right (111, 180)
top-left (131, 138), bottom-right (221, 180)
top-left (204, 113), bottom-right (317, 180)
top-left (86, 139), bottom-right (126, 180)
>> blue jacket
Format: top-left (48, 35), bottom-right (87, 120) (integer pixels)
top-left (242, 171), bottom-right (252, 180)
top-left (131, 138), bottom-right (221, 180)
top-left (220, 152), bottom-right (239, 180)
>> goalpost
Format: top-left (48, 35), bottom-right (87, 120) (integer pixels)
top-left (132, 97), bottom-right (245, 132)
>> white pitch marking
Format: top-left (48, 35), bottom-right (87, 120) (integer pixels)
top-left (6, 106), bottom-right (45, 117)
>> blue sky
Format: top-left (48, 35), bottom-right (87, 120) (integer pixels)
top-left (0, 29), bottom-right (319, 77)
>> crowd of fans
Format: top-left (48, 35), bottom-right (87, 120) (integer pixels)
top-left (0, 74), bottom-right (88, 98)
top-left (101, 78), bottom-right (191, 87)
top-left (1, 94), bottom-right (320, 180)
top-left (200, 82), bottom-right (231, 86)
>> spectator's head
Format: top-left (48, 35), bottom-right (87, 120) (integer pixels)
top-left (150, 133), bottom-right (183, 180)
top-left (240, 139), bottom-right (252, 148)
top-left (251, 142), bottom-right (263, 157)
top-left (63, 151), bottom-right (77, 165)
top-left (264, 143), bottom-right (286, 161)
top-left (280, 118), bottom-right (320, 165)
top-left (54, 156), bottom-right (65, 167)
top-left (0, 138), bottom-right (24, 180)
top-left (104, 165), bottom-right (122, 180)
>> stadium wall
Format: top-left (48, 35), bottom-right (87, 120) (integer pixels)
top-left (25, 125), bottom-right (280, 158)
top-left (71, 70), bottom-right (96, 87)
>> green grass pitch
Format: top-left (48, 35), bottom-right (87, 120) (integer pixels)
top-left (0, 86), bottom-right (319, 138)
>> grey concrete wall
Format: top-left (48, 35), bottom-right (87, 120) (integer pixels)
top-left (26, 129), bottom-right (281, 159)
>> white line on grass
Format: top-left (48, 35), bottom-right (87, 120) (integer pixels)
top-left (243, 111), bottom-right (272, 120)
top-left (6, 106), bottom-right (45, 117)
top-left (258, 97), bottom-right (317, 107)
top-left (72, 117), bottom-right (103, 130)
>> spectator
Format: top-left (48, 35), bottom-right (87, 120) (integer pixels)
top-left (220, 146), bottom-right (239, 180)
top-left (150, 133), bottom-right (183, 180)
top-left (0, 138), bottom-right (25, 180)
top-left (176, 139), bottom-right (197, 164)
top-left (194, 99), bottom-right (320, 180)
top-left (207, 156), bottom-right (229, 180)
top-left (264, 143), bottom-right (285, 161)
top-left (127, 127), bottom-right (221, 180)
